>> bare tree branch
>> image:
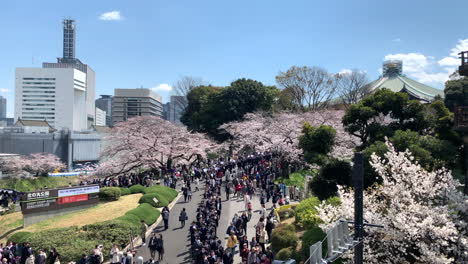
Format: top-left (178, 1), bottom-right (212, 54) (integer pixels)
top-left (276, 66), bottom-right (338, 111)
top-left (336, 70), bottom-right (370, 108)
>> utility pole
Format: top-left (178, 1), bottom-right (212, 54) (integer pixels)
top-left (353, 152), bottom-right (364, 264)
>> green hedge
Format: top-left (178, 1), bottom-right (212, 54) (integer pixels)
top-left (270, 224), bottom-right (298, 253)
top-left (125, 203), bottom-right (160, 225)
top-left (139, 193), bottom-right (169, 208)
top-left (144, 185), bottom-right (178, 200)
top-left (119, 187), bottom-right (132, 196)
top-left (8, 231), bottom-right (32, 243)
top-left (301, 226), bottom-right (326, 259)
top-left (295, 196), bottom-right (322, 229)
top-left (129, 184), bottom-right (145, 194)
top-left (99, 187), bottom-right (121, 201)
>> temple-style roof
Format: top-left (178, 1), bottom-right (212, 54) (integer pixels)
top-left (369, 60), bottom-right (444, 103)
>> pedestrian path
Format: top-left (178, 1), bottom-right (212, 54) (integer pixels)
top-left (136, 185), bottom-right (269, 264)
top-left (217, 192), bottom-right (267, 264)
top-left (135, 186), bottom-right (204, 264)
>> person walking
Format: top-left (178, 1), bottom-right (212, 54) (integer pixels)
top-left (48, 248), bottom-right (60, 264)
top-left (148, 233), bottom-right (158, 259)
top-left (179, 208), bottom-right (188, 228)
top-left (225, 182), bottom-right (231, 200)
top-left (156, 234), bottom-right (164, 262)
top-left (140, 220), bottom-right (148, 246)
top-left (227, 232), bottom-right (238, 256)
top-left (162, 207), bottom-right (170, 230)
top-left (35, 250), bottom-right (46, 264)
top-left (109, 244), bottom-right (120, 264)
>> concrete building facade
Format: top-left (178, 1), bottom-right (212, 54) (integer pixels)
top-left (112, 88), bottom-right (163, 123)
top-left (95, 107), bottom-right (106, 126)
top-left (15, 67), bottom-right (92, 131)
top-left (0, 96), bottom-right (6, 119)
top-left (95, 95), bottom-right (113, 126)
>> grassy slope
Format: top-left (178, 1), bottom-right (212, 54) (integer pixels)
top-left (0, 193), bottom-right (143, 243)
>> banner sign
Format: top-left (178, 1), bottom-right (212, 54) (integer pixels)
top-left (58, 186), bottom-right (100, 197)
top-left (58, 194), bottom-right (88, 204)
top-left (48, 172), bottom-right (91, 177)
top-left (21, 185), bottom-right (100, 214)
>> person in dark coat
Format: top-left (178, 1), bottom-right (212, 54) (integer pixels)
top-left (179, 208), bottom-right (188, 228)
top-left (35, 250), bottom-right (46, 264)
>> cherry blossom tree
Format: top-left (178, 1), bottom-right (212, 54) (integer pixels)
top-left (96, 116), bottom-right (217, 177)
top-left (220, 110), bottom-right (359, 162)
top-left (2, 153), bottom-right (65, 177)
top-left (316, 142), bottom-right (468, 264)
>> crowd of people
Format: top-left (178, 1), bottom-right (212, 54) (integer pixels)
top-left (3, 153), bottom-right (299, 264)
top-left (182, 154), bottom-right (286, 264)
top-left (0, 189), bottom-right (21, 212)
top-left (0, 242), bottom-right (59, 264)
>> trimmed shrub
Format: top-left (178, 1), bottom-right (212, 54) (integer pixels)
top-left (295, 196), bottom-right (322, 229)
top-left (301, 226), bottom-right (326, 259)
top-left (270, 224), bottom-right (297, 253)
top-left (277, 205), bottom-right (295, 220)
top-left (8, 231), bottom-right (32, 243)
top-left (125, 203), bottom-right (160, 225)
top-left (276, 247), bottom-right (294, 260)
top-left (129, 184), bottom-right (145, 194)
top-left (139, 193), bottom-right (169, 208)
top-left (99, 187), bottom-right (121, 201)
top-left (144, 185), bottom-right (178, 201)
top-left (119, 187), bottom-right (132, 196)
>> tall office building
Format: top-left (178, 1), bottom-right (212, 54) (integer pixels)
top-left (15, 19), bottom-right (95, 131)
top-left (95, 95), bottom-right (113, 126)
top-left (0, 96), bottom-right (6, 119)
top-left (112, 88), bottom-right (163, 123)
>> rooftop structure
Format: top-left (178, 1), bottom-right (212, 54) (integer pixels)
top-left (460, 51), bottom-right (468, 77)
top-left (367, 60), bottom-right (444, 103)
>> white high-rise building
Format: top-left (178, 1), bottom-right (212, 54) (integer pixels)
top-left (15, 67), bottom-right (94, 131)
top-left (14, 19), bottom-right (96, 132)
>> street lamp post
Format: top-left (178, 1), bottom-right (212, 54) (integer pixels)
top-left (455, 51), bottom-right (468, 195)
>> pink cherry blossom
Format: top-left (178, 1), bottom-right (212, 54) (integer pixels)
top-left (96, 116), bottom-right (218, 177)
top-left (220, 110), bottom-right (359, 162)
top-left (316, 141), bottom-right (468, 263)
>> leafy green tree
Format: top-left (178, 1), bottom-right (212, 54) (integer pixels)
top-left (181, 78), bottom-right (278, 140)
top-left (181, 85), bottom-right (221, 132)
top-left (299, 122), bottom-right (336, 165)
top-left (343, 89), bottom-right (429, 149)
top-left (444, 77), bottom-right (468, 112)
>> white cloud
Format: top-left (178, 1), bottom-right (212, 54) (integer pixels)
top-left (383, 47), bottom-right (464, 85)
top-left (99, 11), bottom-right (123, 21)
top-left (384, 53), bottom-right (429, 73)
top-left (449, 39), bottom-right (468, 57)
top-left (151, 83), bottom-right (173, 92)
top-left (392, 38), bottom-right (402, 42)
top-left (438, 57), bottom-right (459, 67)
top-left (0, 88), bottom-right (9, 93)
top-left (338, 69), bottom-right (352, 75)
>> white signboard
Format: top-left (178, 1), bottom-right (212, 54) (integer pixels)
top-left (58, 186), bottom-right (100, 197)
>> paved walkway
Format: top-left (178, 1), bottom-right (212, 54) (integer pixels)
top-left (135, 184), bottom-right (270, 264)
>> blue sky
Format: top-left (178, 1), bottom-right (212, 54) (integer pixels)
top-left (0, 0), bottom-right (467, 117)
